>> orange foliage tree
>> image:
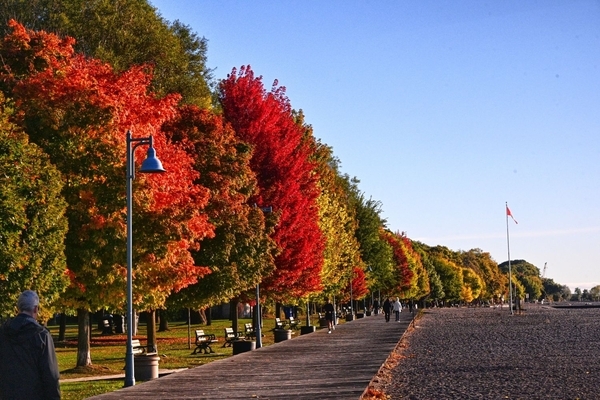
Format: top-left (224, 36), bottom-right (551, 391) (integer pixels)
top-left (0, 21), bottom-right (213, 365)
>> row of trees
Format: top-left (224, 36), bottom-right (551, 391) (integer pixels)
top-left (0, 1), bottom-right (569, 369)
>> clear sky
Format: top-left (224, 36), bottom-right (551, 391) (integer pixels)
top-left (150, 0), bottom-right (600, 291)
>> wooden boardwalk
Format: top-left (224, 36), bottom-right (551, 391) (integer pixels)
top-left (89, 312), bottom-right (414, 400)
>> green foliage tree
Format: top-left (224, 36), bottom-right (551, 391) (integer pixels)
top-left (413, 242), bottom-right (445, 305)
top-left (0, 0), bottom-right (213, 107)
top-left (304, 123), bottom-right (363, 300)
top-left (428, 246), bottom-right (463, 302)
top-left (499, 259), bottom-right (543, 302)
top-left (347, 187), bottom-right (394, 294)
top-left (590, 285), bottom-right (600, 301)
top-left (459, 249), bottom-right (505, 301)
top-left (0, 94), bottom-right (68, 317)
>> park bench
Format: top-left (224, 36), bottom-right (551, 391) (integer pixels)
top-left (192, 329), bottom-right (218, 354)
top-left (274, 317), bottom-right (285, 330)
top-left (287, 316), bottom-right (300, 330)
top-left (244, 323), bottom-right (256, 340)
top-left (101, 318), bottom-right (113, 335)
top-left (131, 339), bottom-right (157, 356)
top-left (244, 323), bottom-right (265, 340)
top-left (222, 327), bottom-right (243, 347)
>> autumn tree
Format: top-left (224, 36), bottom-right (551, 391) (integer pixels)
top-left (414, 243), bottom-right (445, 305)
top-left (461, 268), bottom-right (483, 303)
top-left (163, 105), bottom-right (277, 311)
top-left (0, 21), bottom-right (213, 366)
top-left (0, 0), bottom-right (213, 107)
top-left (459, 249), bottom-right (506, 301)
top-left (427, 246), bottom-right (464, 302)
top-left (0, 93), bottom-right (68, 317)
top-left (218, 65), bottom-right (325, 301)
top-left (348, 189), bottom-right (394, 296)
top-left (299, 114), bottom-right (362, 302)
top-left (381, 230), bottom-right (429, 300)
top-left (499, 259), bottom-right (543, 302)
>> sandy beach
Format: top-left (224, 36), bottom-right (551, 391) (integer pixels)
top-left (371, 305), bottom-right (600, 400)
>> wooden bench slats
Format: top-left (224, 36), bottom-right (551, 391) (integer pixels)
top-left (244, 323), bottom-right (256, 340)
top-left (131, 339), bottom-right (157, 356)
top-left (287, 316), bottom-right (300, 330)
top-left (192, 329), bottom-right (218, 354)
top-left (222, 327), bottom-right (243, 348)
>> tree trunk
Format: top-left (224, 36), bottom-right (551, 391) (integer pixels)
top-left (96, 309), bottom-right (104, 331)
top-left (230, 298), bottom-right (239, 334)
top-left (132, 309), bottom-right (138, 336)
top-left (58, 313), bottom-right (66, 342)
top-left (158, 309), bottom-right (169, 332)
top-left (206, 306), bottom-right (212, 326)
top-left (275, 302), bottom-right (283, 320)
top-left (198, 308), bottom-right (207, 325)
top-left (76, 308), bottom-right (92, 367)
top-left (147, 310), bottom-right (157, 353)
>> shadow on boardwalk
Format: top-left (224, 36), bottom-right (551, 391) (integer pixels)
top-left (88, 312), bottom-right (414, 400)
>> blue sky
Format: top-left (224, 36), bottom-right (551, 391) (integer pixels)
top-left (150, 1), bottom-right (600, 291)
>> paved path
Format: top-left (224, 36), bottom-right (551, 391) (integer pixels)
top-left (88, 311), bottom-right (414, 399)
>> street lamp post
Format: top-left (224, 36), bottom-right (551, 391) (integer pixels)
top-left (254, 283), bottom-right (262, 348)
top-left (254, 206), bottom-right (272, 349)
top-left (349, 271), bottom-right (353, 317)
top-left (125, 130), bottom-right (165, 387)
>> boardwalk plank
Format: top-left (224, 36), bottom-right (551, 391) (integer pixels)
top-left (89, 312), bottom-right (413, 399)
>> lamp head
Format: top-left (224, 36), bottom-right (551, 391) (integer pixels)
top-left (139, 146), bottom-right (166, 173)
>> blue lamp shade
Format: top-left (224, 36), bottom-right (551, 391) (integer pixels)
top-left (139, 147), bottom-right (166, 173)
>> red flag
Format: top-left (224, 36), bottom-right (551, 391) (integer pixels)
top-left (506, 206), bottom-right (518, 224)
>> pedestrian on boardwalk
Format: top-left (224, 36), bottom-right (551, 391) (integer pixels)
top-left (382, 297), bottom-right (392, 322)
top-left (324, 299), bottom-right (335, 334)
top-left (393, 297), bottom-right (402, 322)
top-left (0, 290), bottom-right (61, 400)
top-left (373, 299), bottom-right (380, 315)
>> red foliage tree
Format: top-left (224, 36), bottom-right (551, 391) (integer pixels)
top-left (218, 65), bottom-right (325, 299)
top-left (382, 230), bottom-right (415, 294)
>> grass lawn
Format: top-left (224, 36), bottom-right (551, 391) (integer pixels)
top-left (53, 315), bottom-right (326, 399)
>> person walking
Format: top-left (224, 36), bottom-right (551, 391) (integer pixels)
top-left (372, 299), bottom-right (380, 315)
top-left (382, 297), bottom-right (392, 322)
top-left (392, 297), bottom-right (402, 322)
top-left (323, 299), bottom-right (335, 334)
top-left (0, 290), bottom-right (61, 400)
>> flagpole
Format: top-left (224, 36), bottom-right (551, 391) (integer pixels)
top-left (505, 202), bottom-right (513, 315)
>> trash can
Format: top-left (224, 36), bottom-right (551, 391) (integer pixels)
top-left (346, 313), bottom-right (354, 321)
top-left (273, 329), bottom-right (292, 343)
top-left (134, 354), bottom-right (160, 381)
top-left (356, 312), bottom-right (364, 319)
top-left (232, 340), bottom-right (255, 355)
top-left (300, 326), bottom-right (316, 335)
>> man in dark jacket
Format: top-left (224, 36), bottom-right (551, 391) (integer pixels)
top-left (0, 290), bottom-right (61, 399)
top-left (382, 297), bottom-right (392, 322)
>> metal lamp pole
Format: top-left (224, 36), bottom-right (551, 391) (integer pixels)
top-left (125, 131), bottom-right (165, 387)
top-left (254, 206), bottom-right (272, 349)
top-left (350, 271), bottom-right (353, 317)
